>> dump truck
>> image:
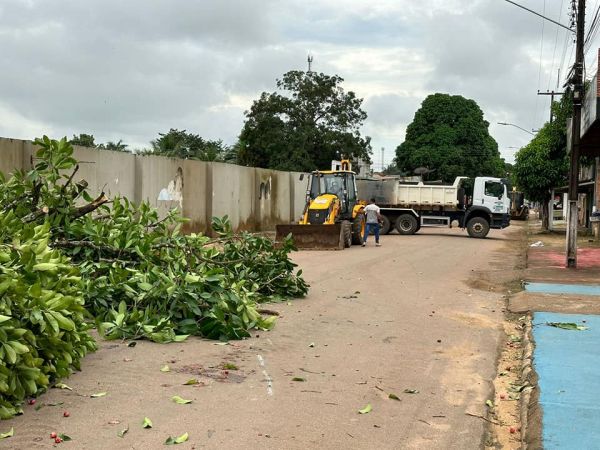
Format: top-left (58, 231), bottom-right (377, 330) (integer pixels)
top-left (509, 190), bottom-right (529, 220)
top-left (356, 176), bottom-right (511, 238)
top-left (275, 160), bottom-right (365, 249)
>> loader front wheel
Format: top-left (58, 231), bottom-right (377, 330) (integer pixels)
top-left (351, 215), bottom-right (365, 245)
top-left (342, 221), bottom-right (353, 248)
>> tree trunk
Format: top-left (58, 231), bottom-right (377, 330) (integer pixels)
top-left (541, 197), bottom-right (550, 230)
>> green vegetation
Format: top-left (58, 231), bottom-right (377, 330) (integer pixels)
top-left (238, 70), bottom-right (372, 172)
top-left (0, 136), bottom-right (308, 418)
top-left (512, 95), bottom-right (570, 229)
top-left (395, 93), bottom-right (505, 182)
top-left (149, 128), bottom-right (237, 162)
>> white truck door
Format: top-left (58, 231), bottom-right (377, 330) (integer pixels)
top-left (474, 177), bottom-right (507, 213)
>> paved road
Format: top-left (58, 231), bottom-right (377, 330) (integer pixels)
top-left (4, 227), bottom-right (514, 450)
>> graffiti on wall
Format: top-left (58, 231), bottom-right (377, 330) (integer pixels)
top-left (157, 167), bottom-right (183, 207)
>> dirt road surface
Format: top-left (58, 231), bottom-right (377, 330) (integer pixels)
top-left (2, 227), bottom-right (517, 450)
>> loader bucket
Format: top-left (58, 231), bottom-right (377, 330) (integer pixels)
top-left (275, 224), bottom-right (343, 250)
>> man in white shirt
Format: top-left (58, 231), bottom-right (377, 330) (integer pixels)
top-left (362, 198), bottom-right (382, 247)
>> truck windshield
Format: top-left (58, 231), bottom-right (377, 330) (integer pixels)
top-left (309, 173), bottom-right (347, 199)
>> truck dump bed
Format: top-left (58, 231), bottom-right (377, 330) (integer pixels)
top-left (357, 177), bottom-right (464, 210)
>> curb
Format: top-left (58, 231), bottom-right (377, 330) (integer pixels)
top-left (519, 314), bottom-right (535, 450)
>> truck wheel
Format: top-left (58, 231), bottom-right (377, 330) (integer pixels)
top-left (466, 217), bottom-right (490, 238)
top-left (342, 221), bottom-right (353, 248)
top-left (380, 215), bottom-right (391, 235)
top-left (351, 215), bottom-right (365, 245)
top-left (395, 214), bottom-right (418, 235)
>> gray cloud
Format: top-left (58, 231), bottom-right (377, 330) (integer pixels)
top-left (0, 0), bottom-right (577, 166)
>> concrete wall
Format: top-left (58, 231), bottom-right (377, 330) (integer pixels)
top-left (0, 138), bottom-right (26, 176)
top-left (0, 137), bottom-right (308, 234)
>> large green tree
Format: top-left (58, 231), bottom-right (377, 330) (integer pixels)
top-left (395, 93), bottom-right (504, 182)
top-left (238, 70), bottom-right (372, 171)
top-left (513, 95), bottom-right (570, 229)
top-left (150, 128), bottom-right (231, 161)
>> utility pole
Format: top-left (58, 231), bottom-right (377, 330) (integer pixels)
top-left (566, 0), bottom-right (585, 268)
top-left (381, 147), bottom-right (385, 172)
top-left (307, 54), bottom-right (313, 72)
top-left (537, 90), bottom-right (565, 123)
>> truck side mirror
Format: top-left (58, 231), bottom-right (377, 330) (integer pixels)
top-left (299, 174), bottom-right (304, 181)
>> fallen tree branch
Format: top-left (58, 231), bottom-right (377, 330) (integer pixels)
top-left (257, 309), bottom-right (280, 316)
top-left (465, 412), bottom-right (501, 425)
top-left (72, 192), bottom-right (109, 218)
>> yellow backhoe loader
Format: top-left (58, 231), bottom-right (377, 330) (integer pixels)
top-left (276, 160), bottom-right (366, 249)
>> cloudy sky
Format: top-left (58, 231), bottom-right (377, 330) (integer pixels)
top-left (0, 0), bottom-right (595, 168)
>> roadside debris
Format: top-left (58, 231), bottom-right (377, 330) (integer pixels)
top-left (529, 241), bottom-right (544, 247)
top-left (358, 404), bottom-right (372, 414)
top-left (546, 322), bottom-right (588, 331)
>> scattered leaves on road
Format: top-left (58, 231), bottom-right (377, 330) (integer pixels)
top-left (117, 425), bottom-right (129, 438)
top-left (308, 342), bottom-right (315, 348)
top-left (358, 404), bottom-right (372, 414)
top-left (165, 432), bottom-right (189, 445)
top-left (403, 389), bottom-right (419, 394)
top-left (388, 393), bottom-right (401, 401)
top-left (54, 383), bottom-right (72, 391)
top-left (485, 399), bottom-right (494, 408)
top-left (292, 377), bottom-right (306, 382)
top-left (0, 428), bottom-right (13, 439)
top-left (171, 395), bottom-right (192, 404)
top-left (142, 417), bottom-right (153, 428)
top-left (90, 392), bottom-right (107, 398)
top-left (183, 379), bottom-right (199, 385)
top-left (160, 365), bottom-right (170, 372)
top-left (58, 434), bottom-right (72, 442)
top-left (222, 363), bottom-right (238, 370)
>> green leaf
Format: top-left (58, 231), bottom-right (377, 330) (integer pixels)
top-left (0, 315), bottom-right (12, 324)
top-left (160, 365), bottom-right (170, 372)
top-left (388, 393), bottom-right (400, 401)
top-left (142, 417), bottom-right (153, 428)
top-left (117, 425), bottom-right (129, 438)
top-left (171, 395), bottom-right (192, 404)
top-left (546, 322), bottom-right (588, 331)
top-left (90, 392), bottom-right (107, 398)
top-left (183, 379), bottom-right (199, 385)
top-left (0, 428), bottom-right (13, 439)
top-left (358, 404), bottom-right (372, 414)
top-left (291, 377), bottom-right (305, 382)
top-left (58, 433), bottom-right (72, 441)
top-left (165, 432), bottom-right (189, 445)
top-left (485, 399), bottom-right (494, 408)
top-left (54, 383), bottom-right (72, 391)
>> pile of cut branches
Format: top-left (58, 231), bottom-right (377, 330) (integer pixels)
top-left (1, 137), bottom-right (308, 342)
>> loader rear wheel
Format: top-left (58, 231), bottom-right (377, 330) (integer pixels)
top-left (351, 215), bottom-right (365, 245)
top-left (395, 214), bottom-right (418, 235)
top-left (342, 221), bottom-right (352, 248)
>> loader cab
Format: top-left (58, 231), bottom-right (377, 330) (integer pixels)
top-left (308, 171), bottom-right (358, 215)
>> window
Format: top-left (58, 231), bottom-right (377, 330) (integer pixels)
top-left (485, 181), bottom-right (504, 199)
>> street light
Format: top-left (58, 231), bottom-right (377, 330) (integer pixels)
top-left (497, 122), bottom-right (536, 135)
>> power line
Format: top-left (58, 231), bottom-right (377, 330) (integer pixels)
top-left (534, 0), bottom-right (547, 129)
top-left (547, 0), bottom-right (566, 92)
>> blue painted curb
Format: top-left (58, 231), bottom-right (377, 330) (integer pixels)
top-left (532, 312), bottom-right (600, 449)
